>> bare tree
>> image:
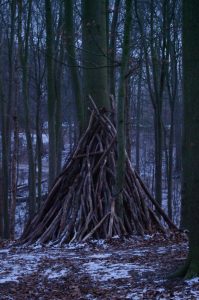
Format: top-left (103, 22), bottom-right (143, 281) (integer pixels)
top-left (64, 0), bottom-right (84, 132)
top-left (18, 0), bottom-right (36, 218)
top-left (171, 0), bottom-right (199, 279)
top-left (135, 0), bottom-right (170, 206)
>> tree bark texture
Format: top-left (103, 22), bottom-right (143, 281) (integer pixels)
top-left (10, 115), bottom-right (18, 239)
top-left (0, 79), bottom-right (10, 238)
top-left (82, 0), bottom-right (110, 126)
top-left (109, 0), bottom-right (121, 98)
top-left (18, 0), bottom-right (36, 219)
top-left (45, 0), bottom-right (57, 188)
top-left (136, 53), bottom-right (143, 173)
top-left (180, 0), bottom-right (199, 278)
top-left (64, 0), bottom-right (84, 132)
top-left (115, 0), bottom-right (133, 220)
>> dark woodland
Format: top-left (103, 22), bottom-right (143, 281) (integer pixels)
top-left (0, 0), bottom-right (199, 299)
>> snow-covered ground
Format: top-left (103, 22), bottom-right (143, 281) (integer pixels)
top-left (0, 234), bottom-right (198, 299)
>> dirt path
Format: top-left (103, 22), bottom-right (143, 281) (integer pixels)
top-left (0, 233), bottom-right (199, 299)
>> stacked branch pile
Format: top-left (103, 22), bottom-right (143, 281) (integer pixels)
top-left (20, 107), bottom-right (177, 245)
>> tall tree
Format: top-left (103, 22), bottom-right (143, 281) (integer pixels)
top-left (30, 13), bottom-right (45, 210)
top-left (109, 0), bottom-right (121, 98)
top-left (163, 0), bottom-right (179, 220)
top-left (0, 79), bottom-right (7, 238)
top-left (0, 74), bottom-right (10, 238)
top-left (10, 113), bottom-right (18, 239)
top-left (45, 0), bottom-right (57, 187)
top-left (54, 4), bottom-right (64, 175)
top-left (115, 0), bottom-right (133, 220)
top-left (0, 0), bottom-right (17, 238)
top-left (135, 0), bottom-right (169, 206)
top-left (18, 0), bottom-right (36, 219)
top-left (172, 0), bottom-right (199, 278)
top-left (165, 40), bottom-right (178, 220)
top-left (82, 0), bottom-right (110, 124)
top-left (64, 0), bottom-right (84, 132)
top-left (135, 49), bottom-right (143, 173)
top-left (0, 172), bottom-right (2, 238)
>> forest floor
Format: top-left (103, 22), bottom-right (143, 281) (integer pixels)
top-left (0, 232), bottom-right (199, 300)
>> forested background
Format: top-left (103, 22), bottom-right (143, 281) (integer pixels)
top-left (0, 0), bottom-right (182, 240)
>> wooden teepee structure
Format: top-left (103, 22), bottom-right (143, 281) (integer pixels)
top-left (20, 104), bottom-right (177, 245)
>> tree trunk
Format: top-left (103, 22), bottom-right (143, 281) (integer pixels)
top-left (10, 114), bottom-right (18, 239)
top-left (0, 173), bottom-right (3, 238)
top-left (0, 79), bottom-right (10, 238)
top-left (109, 0), bottom-right (121, 98)
top-left (45, 0), bottom-right (57, 188)
top-left (82, 0), bottom-right (109, 125)
top-left (125, 77), bottom-right (132, 158)
top-left (154, 111), bottom-right (162, 206)
top-left (135, 0), bottom-right (169, 207)
top-left (0, 1), bottom-right (16, 239)
top-left (167, 111), bottom-right (174, 219)
top-left (35, 86), bottom-right (43, 210)
top-left (171, 0), bottom-right (199, 279)
top-left (181, 0), bottom-right (199, 278)
top-left (6, 0), bottom-right (17, 181)
top-left (165, 10), bottom-right (178, 220)
top-left (135, 54), bottom-right (143, 173)
top-left (174, 97), bottom-right (182, 174)
top-left (64, 0), bottom-right (84, 132)
top-left (55, 58), bottom-right (63, 176)
top-left (115, 0), bottom-right (132, 220)
top-left (18, 0), bottom-right (36, 219)
top-left (23, 70), bottom-right (36, 219)
top-left (31, 23), bottom-right (45, 211)
top-left (54, 15), bottom-right (64, 176)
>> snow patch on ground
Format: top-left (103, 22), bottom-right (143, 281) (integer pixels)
top-left (0, 235), bottom-right (197, 300)
top-left (156, 246), bottom-right (168, 254)
top-left (0, 249), bottom-right (9, 254)
top-left (173, 288), bottom-right (199, 299)
top-left (0, 268), bottom-right (21, 283)
top-left (83, 261), bottom-right (154, 282)
top-left (89, 253), bottom-right (111, 259)
top-left (185, 277), bottom-right (199, 285)
top-left (89, 239), bottom-right (108, 248)
top-left (0, 252), bottom-right (43, 283)
top-left (44, 266), bottom-right (68, 279)
top-left (83, 261), bottom-right (133, 281)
